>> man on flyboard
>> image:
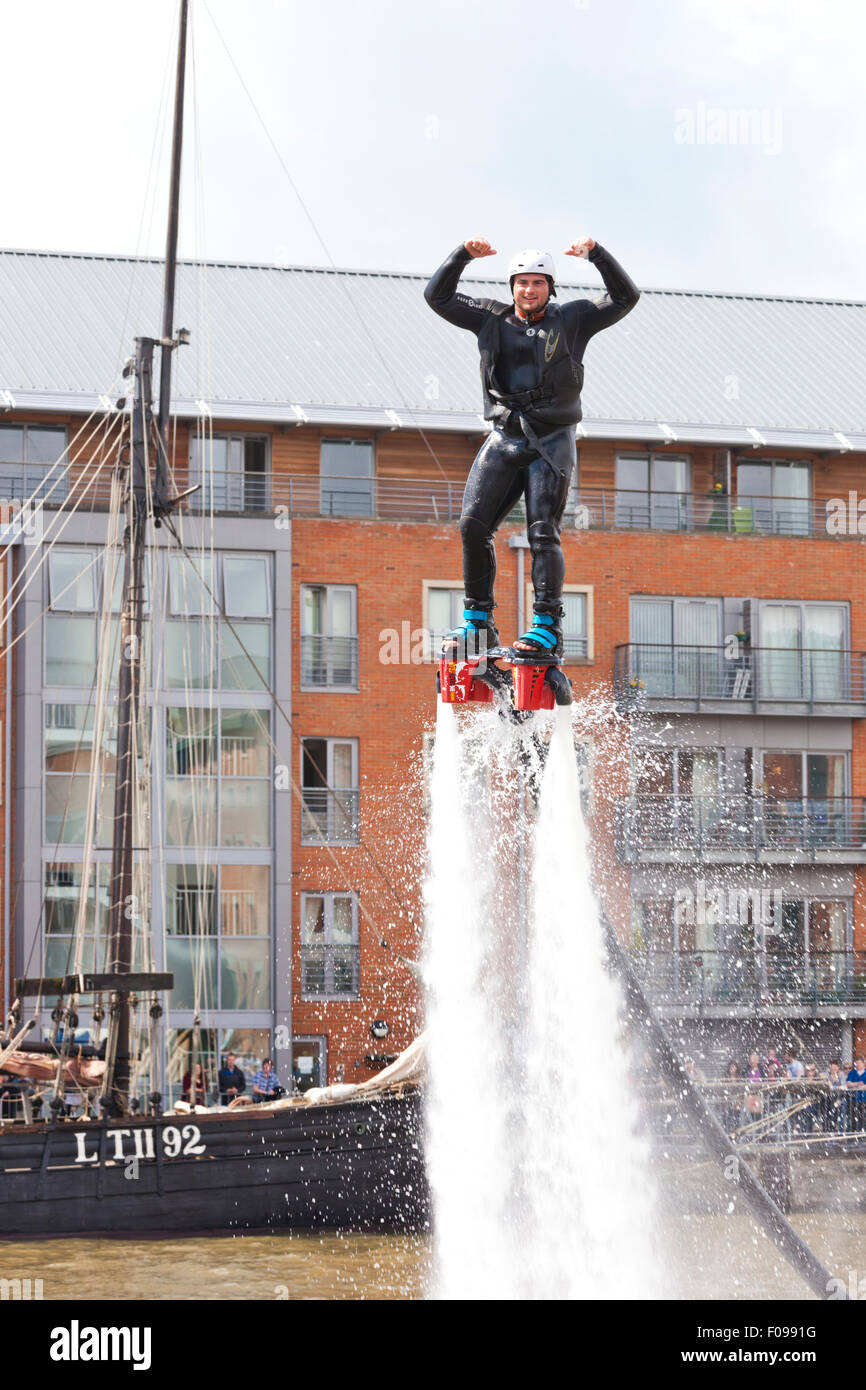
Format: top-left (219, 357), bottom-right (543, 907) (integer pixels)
top-left (425, 235), bottom-right (639, 659)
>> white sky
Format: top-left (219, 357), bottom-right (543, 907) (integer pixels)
top-left (2, 0), bottom-right (864, 298)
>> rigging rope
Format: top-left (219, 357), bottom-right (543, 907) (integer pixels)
top-left (200, 0), bottom-right (466, 489)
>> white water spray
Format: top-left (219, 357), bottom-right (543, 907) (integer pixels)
top-left (424, 700), bottom-right (658, 1299)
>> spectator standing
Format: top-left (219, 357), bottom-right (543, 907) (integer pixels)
top-left (218, 1052), bottom-right (246, 1106)
top-left (252, 1058), bottom-right (283, 1103)
top-left (847, 1055), bottom-right (866, 1133)
top-left (181, 1061), bottom-right (208, 1107)
top-left (785, 1049), bottom-right (805, 1079)
top-left (745, 1051), bottom-right (765, 1122)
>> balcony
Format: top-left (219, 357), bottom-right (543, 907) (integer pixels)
top-left (300, 788), bottom-right (360, 844)
top-left (29, 470), bottom-right (866, 536)
top-left (299, 634), bottom-right (359, 689)
top-left (631, 948), bottom-right (866, 1017)
top-left (614, 644), bottom-right (866, 716)
top-left (616, 794), bottom-right (866, 864)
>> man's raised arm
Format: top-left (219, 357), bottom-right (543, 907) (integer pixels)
top-left (424, 237), bottom-right (498, 332)
top-left (564, 237), bottom-right (640, 339)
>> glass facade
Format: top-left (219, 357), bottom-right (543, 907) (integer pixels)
top-left (41, 545), bottom-right (276, 1096)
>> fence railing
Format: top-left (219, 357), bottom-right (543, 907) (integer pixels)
top-left (18, 467), bottom-right (862, 537)
top-left (631, 948), bottom-right (866, 1007)
top-left (638, 1075), bottom-right (866, 1141)
top-left (599, 488), bottom-right (818, 537)
top-left (300, 788), bottom-right (361, 844)
top-left (617, 794), bottom-right (866, 860)
top-left (615, 643), bottom-right (866, 708)
top-left (299, 634), bottom-right (359, 688)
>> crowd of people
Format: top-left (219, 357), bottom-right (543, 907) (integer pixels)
top-left (686, 1048), bottom-right (866, 1136)
top-left (181, 1054), bottom-right (286, 1107)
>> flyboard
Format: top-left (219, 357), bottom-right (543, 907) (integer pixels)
top-left (437, 646), bottom-right (572, 717)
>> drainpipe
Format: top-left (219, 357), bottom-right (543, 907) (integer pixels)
top-left (508, 533), bottom-right (530, 634)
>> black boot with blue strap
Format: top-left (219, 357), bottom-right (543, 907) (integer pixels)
top-left (512, 607), bottom-right (562, 659)
top-left (441, 605), bottom-right (500, 659)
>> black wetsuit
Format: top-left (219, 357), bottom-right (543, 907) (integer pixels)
top-left (424, 243), bottom-right (639, 625)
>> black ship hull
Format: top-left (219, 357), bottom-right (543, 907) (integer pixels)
top-left (0, 1091), bottom-right (428, 1238)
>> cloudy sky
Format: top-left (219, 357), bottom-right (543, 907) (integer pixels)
top-left (2, 0), bottom-right (863, 298)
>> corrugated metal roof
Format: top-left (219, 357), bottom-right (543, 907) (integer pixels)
top-left (1, 247), bottom-right (865, 448)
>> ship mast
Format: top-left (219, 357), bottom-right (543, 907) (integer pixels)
top-left (102, 0), bottom-right (189, 1117)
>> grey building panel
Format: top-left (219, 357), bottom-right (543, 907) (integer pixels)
top-left (640, 715), bottom-right (854, 750)
top-left (3, 249), bottom-right (866, 444)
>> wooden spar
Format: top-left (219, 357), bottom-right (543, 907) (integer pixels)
top-left (100, 1), bottom-right (188, 1116)
top-left (101, 338), bottom-right (153, 1117)
top-left (156, 0), bottom-right (189, 511)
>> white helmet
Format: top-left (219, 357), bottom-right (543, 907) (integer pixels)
top-left (507, 248), bottom-right (556, 288)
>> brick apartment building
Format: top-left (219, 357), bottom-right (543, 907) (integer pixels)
top-left (1, 247), bottom-right (865, 1097)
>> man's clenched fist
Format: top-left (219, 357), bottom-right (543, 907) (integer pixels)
top-left (564, 237), bottom-right (596, 258)
top-left (464, 237), bottom-right (497, 258)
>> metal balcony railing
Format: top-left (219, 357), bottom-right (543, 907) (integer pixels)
top-left (630, 948), bottom-right (866, 1008)
top-left (299, 634), bottom-right (359, 688)
top-left (616, 794), bottom-right (866, 861)
top-left (601, 489), bottom-right (816, 537)
top-left (300, 788), bottom-right (360, 844)
top-left (615, 644), bottom-right (866, 710)
top-left (300, 944), bottom-right (360, 998)
top-left (28, 470), bottom-right (861, 537)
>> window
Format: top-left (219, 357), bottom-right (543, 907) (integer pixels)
top-left (300, 892), bottom-right (360, 998)
top-left (629, 597), bottom-right (721, 696)
top-left (165, 706), bottom-right (270, 848)
top-left (168, 554), bottom-right (215, 616)
top-left (524, 582), bottom-right (591, 662)
top-left (165, 553), bottom-right (272, 691)
top-left (43, 863), bottom-right (111, 976)
top-left (45, 548), bottom-right (151, 688)
top-left (631, 746), bottom-right (723, 846)
top-left (0, 424), bottom-right (68, 501)
top-left (320, 440), bottom-right (374, 517)
top-left (616, 453), bottom-right (690, 530)
top-left (424, 582), bottom-right (463, 658)
top-left (757, 751), bottom-right (849, 850)
top-left (301, 738), bottom-right (359, 843)
top-left (292, 1037), bottom-right (327, 1092)
top-left (48, 551), bottom-right (97, 611)
top-left (223, 555), bottom-right (271, 617)
top-left (44, 703), bottom-right (149, 848)
top-left (736, 460), bottom-right (810, 536)
top-left (165, 864), bottom-right (270, 1010)
top-left (189, 434), bottom-right (269, 512)
top-left (757, 601), bottom-right (847, 700)
top-left (757, 751), bottom-right (846, 800)
top-left (300, 584), bottom-right (358, 688)
top-left (166, 1027), bottom-right (218, 1107)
